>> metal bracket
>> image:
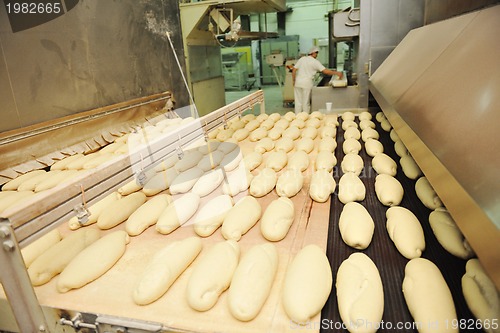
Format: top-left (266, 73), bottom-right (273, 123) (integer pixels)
top-left (96, 315), bottom-right (163, 333)
top-left (59, 313), bottom-right (96, 330)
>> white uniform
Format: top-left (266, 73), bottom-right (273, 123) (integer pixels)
top-left (294, 55), bottom-right (325, 114)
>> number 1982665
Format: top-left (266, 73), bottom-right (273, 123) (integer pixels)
top-left (5, 2), bottom-right (62, 14)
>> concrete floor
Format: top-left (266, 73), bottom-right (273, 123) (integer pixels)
top-left (225, 85), bottom-right (293, 115)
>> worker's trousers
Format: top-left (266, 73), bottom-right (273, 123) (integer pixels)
top-left (294, 86), bottom-right (312, 114)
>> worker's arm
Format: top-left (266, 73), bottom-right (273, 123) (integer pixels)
top-left (292, 67), bottom-right (298, 85)
top-left (321, 68), bottom-right (343, 79)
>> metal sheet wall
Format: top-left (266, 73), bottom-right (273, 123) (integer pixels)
top-left (0, 0), bottom-right (189, 133)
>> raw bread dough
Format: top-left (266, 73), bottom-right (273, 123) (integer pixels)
top-left (194, 195), bottom-right (234, 237)
top-left (274, 118), bottom-right (290, 130)
top-left (341, 153), bottom-right (364, 176)
top-left (265, 150), bottom-right (288, 172)
top-left (221, 196), bottom-right (262, 241)
top-left (341, 111), bottom-right (355, 121)
top-left (315, 151), bottom-right (337, 172)
top-left (229, 120), bottom-right (246, 131)
top-left (17, 170), bottom-right (61, 191)
top-left (241, 114), bottom-right (256, 123)
top-left (361, 127), bottom-right (379, 142)
top-left (97, 192), bottom-right (147, 229)
top-left (269, 113), bottom-right (281, 122)
top-left (133, 237), bottom-right (202, 305)
top-left (57, 230), bottom-right (129, 293)
top-left (249, 127), bottom-right (268, 142)
top-left (125, 194), bottom-right (172, 236)
top-left (372, 153), bottom-right (397, 176)
top-left (296, 111), bottom-right (309, 121)
top-left (380, 119), bottom-right (392, 132)
top-left (256, 113), bottom-right (269, 122)
top-left (82, 153), bottom-right (116, 170)
top-left (375, 174), bottom-right (404, 206)
top-left (342, 120), bottom-right (358, 131)
top-left (301, 126), bottom-right (318, 140)
top-left (276, 169), bottom-right (304, 198)
top-left (274, 137), bottom-right (295, 153)
top-left (394, 140), bottom-right (408, 157)
top-left (68, 192), bottom-right (122, 230)
top-left (415, 177), bottom-right (443, 209)
top-left (220, 148), bottom-right (243, 172)
top-left (364, 138), bottom-right (384, 157)
top-left (358, 111), bottom-right (372, 121)
top-left (217, 141), bottom-right (238, 154)
top-left (169, 167), bottom-right (204, 194)
top-left (192, 169), bottom-right (224, 197)
top-left (0, 191), bottom-right (36, 214)
top-left (156, 192), bottom-right (201, 234)
top-left (197, 150), bottom-right (225, 171)
top-left (186, 240), bottom-right (240, 311)
top-left (32, 170), bottom-right (78, 192)
top-left (338, 172), bottom-right (366, 204)
top-left (400, 154), bottom-right (422, 180)
top-left (268, 127), bottom-right (283, 140)
top-left (228, 243), bottom-right (278, 321)
top-left (282, 244), bottom-right (332, 324)
top-left (216, 128), bottom-right (235, 141)
top-left (28, 229), bottom-right (100, 286)
top-left (284, 111), bottom-right (296, 121)
top-left (118, 179), bottom-right (143, 196)
top-left (319, 125), bottom-right (336, 138)
top-left (336, 253), bottom-right (384, 333)
top-left (462, 259), bottom-right (500, 333)
top-left (310, 111), bottom-right (324, 120)
top-left (22, 229), bottom-right (61, 268)
top-left (245, 119), bottom-right (260, 131)
top-left (222, 163), bottom-right (253, 196)
top-left (260, 197), bottom-right (295, 241)
top-left (403, 258), bottom-right (458, 333)
top-left (343, 138), bottom-right (362, 154)
top-left (324, 114), bottom-right (339, 126)
top-left (154, 154), bottom-right (179, 172)
top-left (344, 127), bottom-right (361, 140)
top-left (282, 126), bottom-right (301, 140)
top-left (295, 137), bottom-right (315, 153)
top-left (174, 150), bottom-right (204, 173)
top-left (260, 119), bottom-right (275, 131)
top-left (250, 168), bottom-right (277, 197)
top-left (390, 129), bottom-right (400, 142)
top-left (359, 119), bottom-right (376, 130)
top-left (309, 169), bottom-right (336, 203)
top-left (254, 137), bottom-right (275, 154)
top-left (339, 202), bottom-right (374, 249)
top-left (429, 209), bottom-right (474, 259)
top-left (51, 154), bottom-right (84, 171)
top-left (386, 206), bottom-right (425, 259)
top-left (143, 168), bottom-right (178, 196)
top-left (198, 140), bottom-right (221, 155)
top-left (305, 117), bottom-right (321, 129)
top-left (243, 151), bottom-right (263, 171)
top-left (2, 170), bottom-right (46, 190)
top-left (287, 150), bottom-right (310, 172)
top-left (232, 128), bottom-right (250, 141)
top-left (290, 118), bottom-right (306, 129)
top-left (318, 136), bottom-right (337, 152)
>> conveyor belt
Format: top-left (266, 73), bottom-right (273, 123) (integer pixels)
top-left (321, 109), bottom-right (478, 333)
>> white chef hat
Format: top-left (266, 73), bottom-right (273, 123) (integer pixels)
top-left (308, 46), bottom-right (319, 54)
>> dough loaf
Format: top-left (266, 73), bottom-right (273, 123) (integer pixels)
top-left (403, 258), bottom-right (458, 333)
top-left (415, 177), bottom-right (443, 210)
top-left (336, 253), bottom-right (384, 333)
top-left (221, 196), bottom-right (261, 241)
top-left (318, 136), bottom-right (337, 152)
top-left (197, 150), bottom-right (224, 171)
top-left (97, 192), bottom-right (146, 229)
top-left (194, 195), bottom-right (234, 237)
top-left (364, 138), bottom-right (384, 157)
top-left (169, 167), bottom-right (204, 194)
top-left (295, 137), bottom-right (315, 153)
top-left (394, 140), bottom-right (408, 157)
top-left (386, 206), bottom-right (425, 259)
top-left (374, 174), bottom-right (404, 206)
top-left (249, 168), bottom-right (277, 197)
top-left (57, 230), bottom-right (129, 293)
top-left (305, 117), bottom-right (321, 129)
top-left (315, 151), bottom-right (337, 172)
top-left (265, 150), bottom-right (288, 172)
top-left (125, 194), bottom-right (172, 236)
top-left (118, 179), bottom-right (143, 196)
top-left (142, 168), bottom-right (178, 196)
top-left (2, 170), bottom-right (46, 190)
top-left (186, 240), bottom-right (240, 311)
top-left (260, 197), bottom-right (295, 241)
top-left (339, 202), bottom-right (374, 249)
top-left (22, 229), bottom-right (61, 268)
top-left (429, 209), bottom-right (474, 259)
top-left (254, 137), bottom-right (275, 154)
top-left (174, 150), bottom-right (203, 173)
top-left (361, 127), bottom-right (379, 142)
top-left (228, 243), bottom-right (278, 321)
top-left (282, 126), bottom-right (301, 140)
top-left (282, 244), bottom-right (332, 324)
top-left (287, 150), bottom-right (310, 172)
top-left (319, 125), bottom-right (336, 138)
top-left (344, 127), bottom-right (361, 140)
top-left (68, 192), bottom-right (122, 230)
top-left (400, 154), bottom-right (422, 180)
top-left (243, 151), bottom-right (263, 171)
top-left (343, 138), bottom-right (362, 154)
top-left (338, 172), bottom-right (366, 204)
top-left (341, 111), bottom-right (355, 121)
top-left (156, 192), bottom-right (200, 234)
top-left (133, 237), bottom-right (202, 305)
top-left (222, 163), bottom-right (253, 196)
top-left (249, 127), bottom-right (268, 142)
top-left (342, 120), bottom-right (357, 131)
top-left (309, 169), bottom-right (336, 203)
top-left (233, 128), bottom-right (250, 141)
top-left (359, 119), bottom-right (376, 130)
top-left (341, 153), bottom-right (364, 176)
top-left (192, 169), bottom-right (224, 197)
top-left (372, 153), bottom-right (397, 176)
top-left (276, 169), bottom-right (304, 198)
top-left (301, 126), bottom-right (318, 140)
top-left (274, 137), bottom-right (294, 153)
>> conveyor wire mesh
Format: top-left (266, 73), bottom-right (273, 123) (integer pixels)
top-left (321, 110), bottom-right (478, 333)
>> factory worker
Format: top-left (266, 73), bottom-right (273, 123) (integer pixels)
top-left (292, 46), bottom-right (343, 114)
